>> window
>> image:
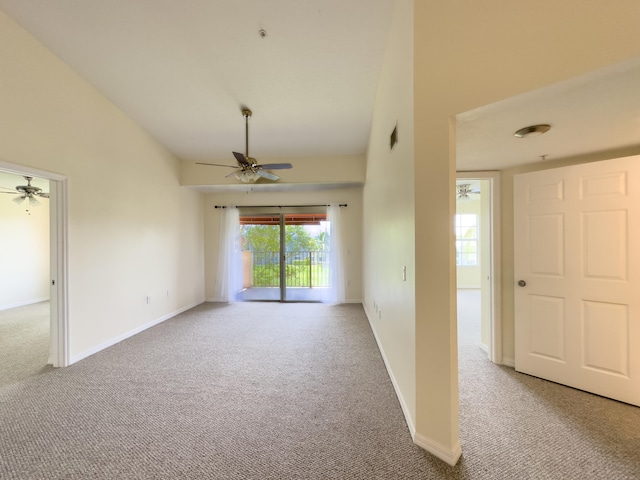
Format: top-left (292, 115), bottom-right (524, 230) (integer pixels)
top-left (455, 214), bottom-right (478, 266)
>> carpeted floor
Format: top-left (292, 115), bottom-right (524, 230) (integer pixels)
top-left (0, 301), bottom-right (52, 386)
top-left (1, 296), bottom-right (639, 479)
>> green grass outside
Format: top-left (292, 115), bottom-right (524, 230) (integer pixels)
top-left (252, 263), bottom-right (329, 287)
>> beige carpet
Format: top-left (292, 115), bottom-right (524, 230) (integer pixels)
top-left (0, 301), bottom-right (52, 386)
top-left (1, 298), bottom-right (639, 479)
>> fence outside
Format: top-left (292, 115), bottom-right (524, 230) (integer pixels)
top-left (247, 251), bottom-right (330, 288)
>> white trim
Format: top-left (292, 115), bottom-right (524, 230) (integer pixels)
top-left (456, 171), bottom-right (502, 365)
top-left (51, 177), bottom-right (70, 367)
top-left (0, 297), bottom-right (50, 311)
top-left (413, 433), bottom-right (462, 466)
top-left (0, 161), bottom-right (67, 182)
top-left (205, 298), bottom-right (363, 304)
top-left (363, 303), bottom-right (416, 436)
top-left (502, 357), bottom-right (515, 368)
top-left (0, 160), bottom-right (69, 368)
top-left (363, 303), bottom-right (463, 466)
top-left (70, 301), bottom-right (202, 364)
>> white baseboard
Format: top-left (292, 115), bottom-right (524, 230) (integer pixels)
top-left (363, 304), bottom-right (416, 436)
top-left (364, 303), bottom-right (464, 466)
top-left (0, 297), bottom-right (50, 311)
top-left (502, 357), bottom-right (515, 368)
top-left (204, 298), bottom-right (363, 304)
top-left (413, 433), bottom-right (462, 466)
top-left (70, 300), bottom-right (202, 364)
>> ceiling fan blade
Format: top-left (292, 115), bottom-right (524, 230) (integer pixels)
top-left (196, 162), bottom-right (238, 169)
top-left (258, 163), bottom-right (293, 170)
top-left (256, 170), bottom-right (279, 181)
top-left (37, 192), bottom-right (50, 198)
top-left (0, 190), bottom-right (19, 194)
top-left (233, 152), bottom-right (250, 167)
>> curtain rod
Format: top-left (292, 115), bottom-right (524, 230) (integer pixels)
top-left (214, 204), bottom-right (347, 209)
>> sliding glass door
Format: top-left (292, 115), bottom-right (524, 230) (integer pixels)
top-left (283, 214), bottom-right (330, 302)
top-left (237, 215), bottom-right (281, 301)
top-left (237, 212), bottom-right (329, 302)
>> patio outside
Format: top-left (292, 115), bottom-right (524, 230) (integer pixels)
top-left (237, 215), bottom-right (330, 302)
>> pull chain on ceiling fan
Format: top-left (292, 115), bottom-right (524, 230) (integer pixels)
top-left (196, 108), bottom-right (293, 183)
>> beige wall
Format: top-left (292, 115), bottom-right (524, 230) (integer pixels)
top-left (204, 188), bottom-right (363, 303)
top-left (0, 10), bottom-right (205, 361)
top-left (0, 172), bottom-right (50, 310)
top-left (365, 0), bottom-right (640, 463)
top-left (363, 0), bottom-right (416, 429)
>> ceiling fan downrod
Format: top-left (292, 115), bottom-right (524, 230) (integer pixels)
top-left (242, 108), bottom-right (252, 162)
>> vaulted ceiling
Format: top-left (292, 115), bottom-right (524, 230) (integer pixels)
top-left (0, 0), bottom-right (394, 163)
top-left (0, 1), bottom-right (638, 173)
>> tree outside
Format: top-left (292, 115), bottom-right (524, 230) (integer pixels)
top-left (241, 223), bottom-right (330, 287)
top-left (241, 224), bottom-right (325, 253)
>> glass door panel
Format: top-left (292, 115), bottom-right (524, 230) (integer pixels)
top-left (238, 212), bottom-right (329, 302)
top-left (238, 215), bottom-right (281, 301)
top-left (283, 214), bottom-right (329, 302)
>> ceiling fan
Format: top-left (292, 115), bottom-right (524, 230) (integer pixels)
top-left (0, 176), bottom-right (50, 207)
top-left (196, 108), bottom-right (293, 183)
top-left (456, 183), bottom-right (480, 200)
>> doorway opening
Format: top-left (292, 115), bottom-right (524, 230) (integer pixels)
top-left (0, 160), bottom-right (68, 368)
top-left (456, 172), bottom-right (502, 364)
top-left (237, 212), bottom-right (330, 302)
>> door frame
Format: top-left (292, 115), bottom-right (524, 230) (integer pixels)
top-left (0, 160), bottom-right (69, 367)
top-left (456, 171), bottom-right (502, 364)
top-left (239, 209), bottom-right (328, 303)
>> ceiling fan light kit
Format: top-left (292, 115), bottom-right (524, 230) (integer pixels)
top-left (196, 108), bottom-right (293, 183)
top-left (234, 170), bottom-right (260, 183)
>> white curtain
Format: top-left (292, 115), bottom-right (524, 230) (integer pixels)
top-left (323, 204), bottom-right (346, 304)
top-left (214, 207), bottom-right (242, 302)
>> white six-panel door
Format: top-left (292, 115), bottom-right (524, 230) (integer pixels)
top-left (514, 155), bottom-right (640, 406)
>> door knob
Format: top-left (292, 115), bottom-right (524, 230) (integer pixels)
top-left (518, 280), bottom-right (526, 287)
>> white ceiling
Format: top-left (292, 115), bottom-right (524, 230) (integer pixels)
top-left (0, 0), bottom-right (394, 162)
top-left (0, 1), bottom-right (638, 173)
top-left (456, 58), bottom-right (640, 171)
